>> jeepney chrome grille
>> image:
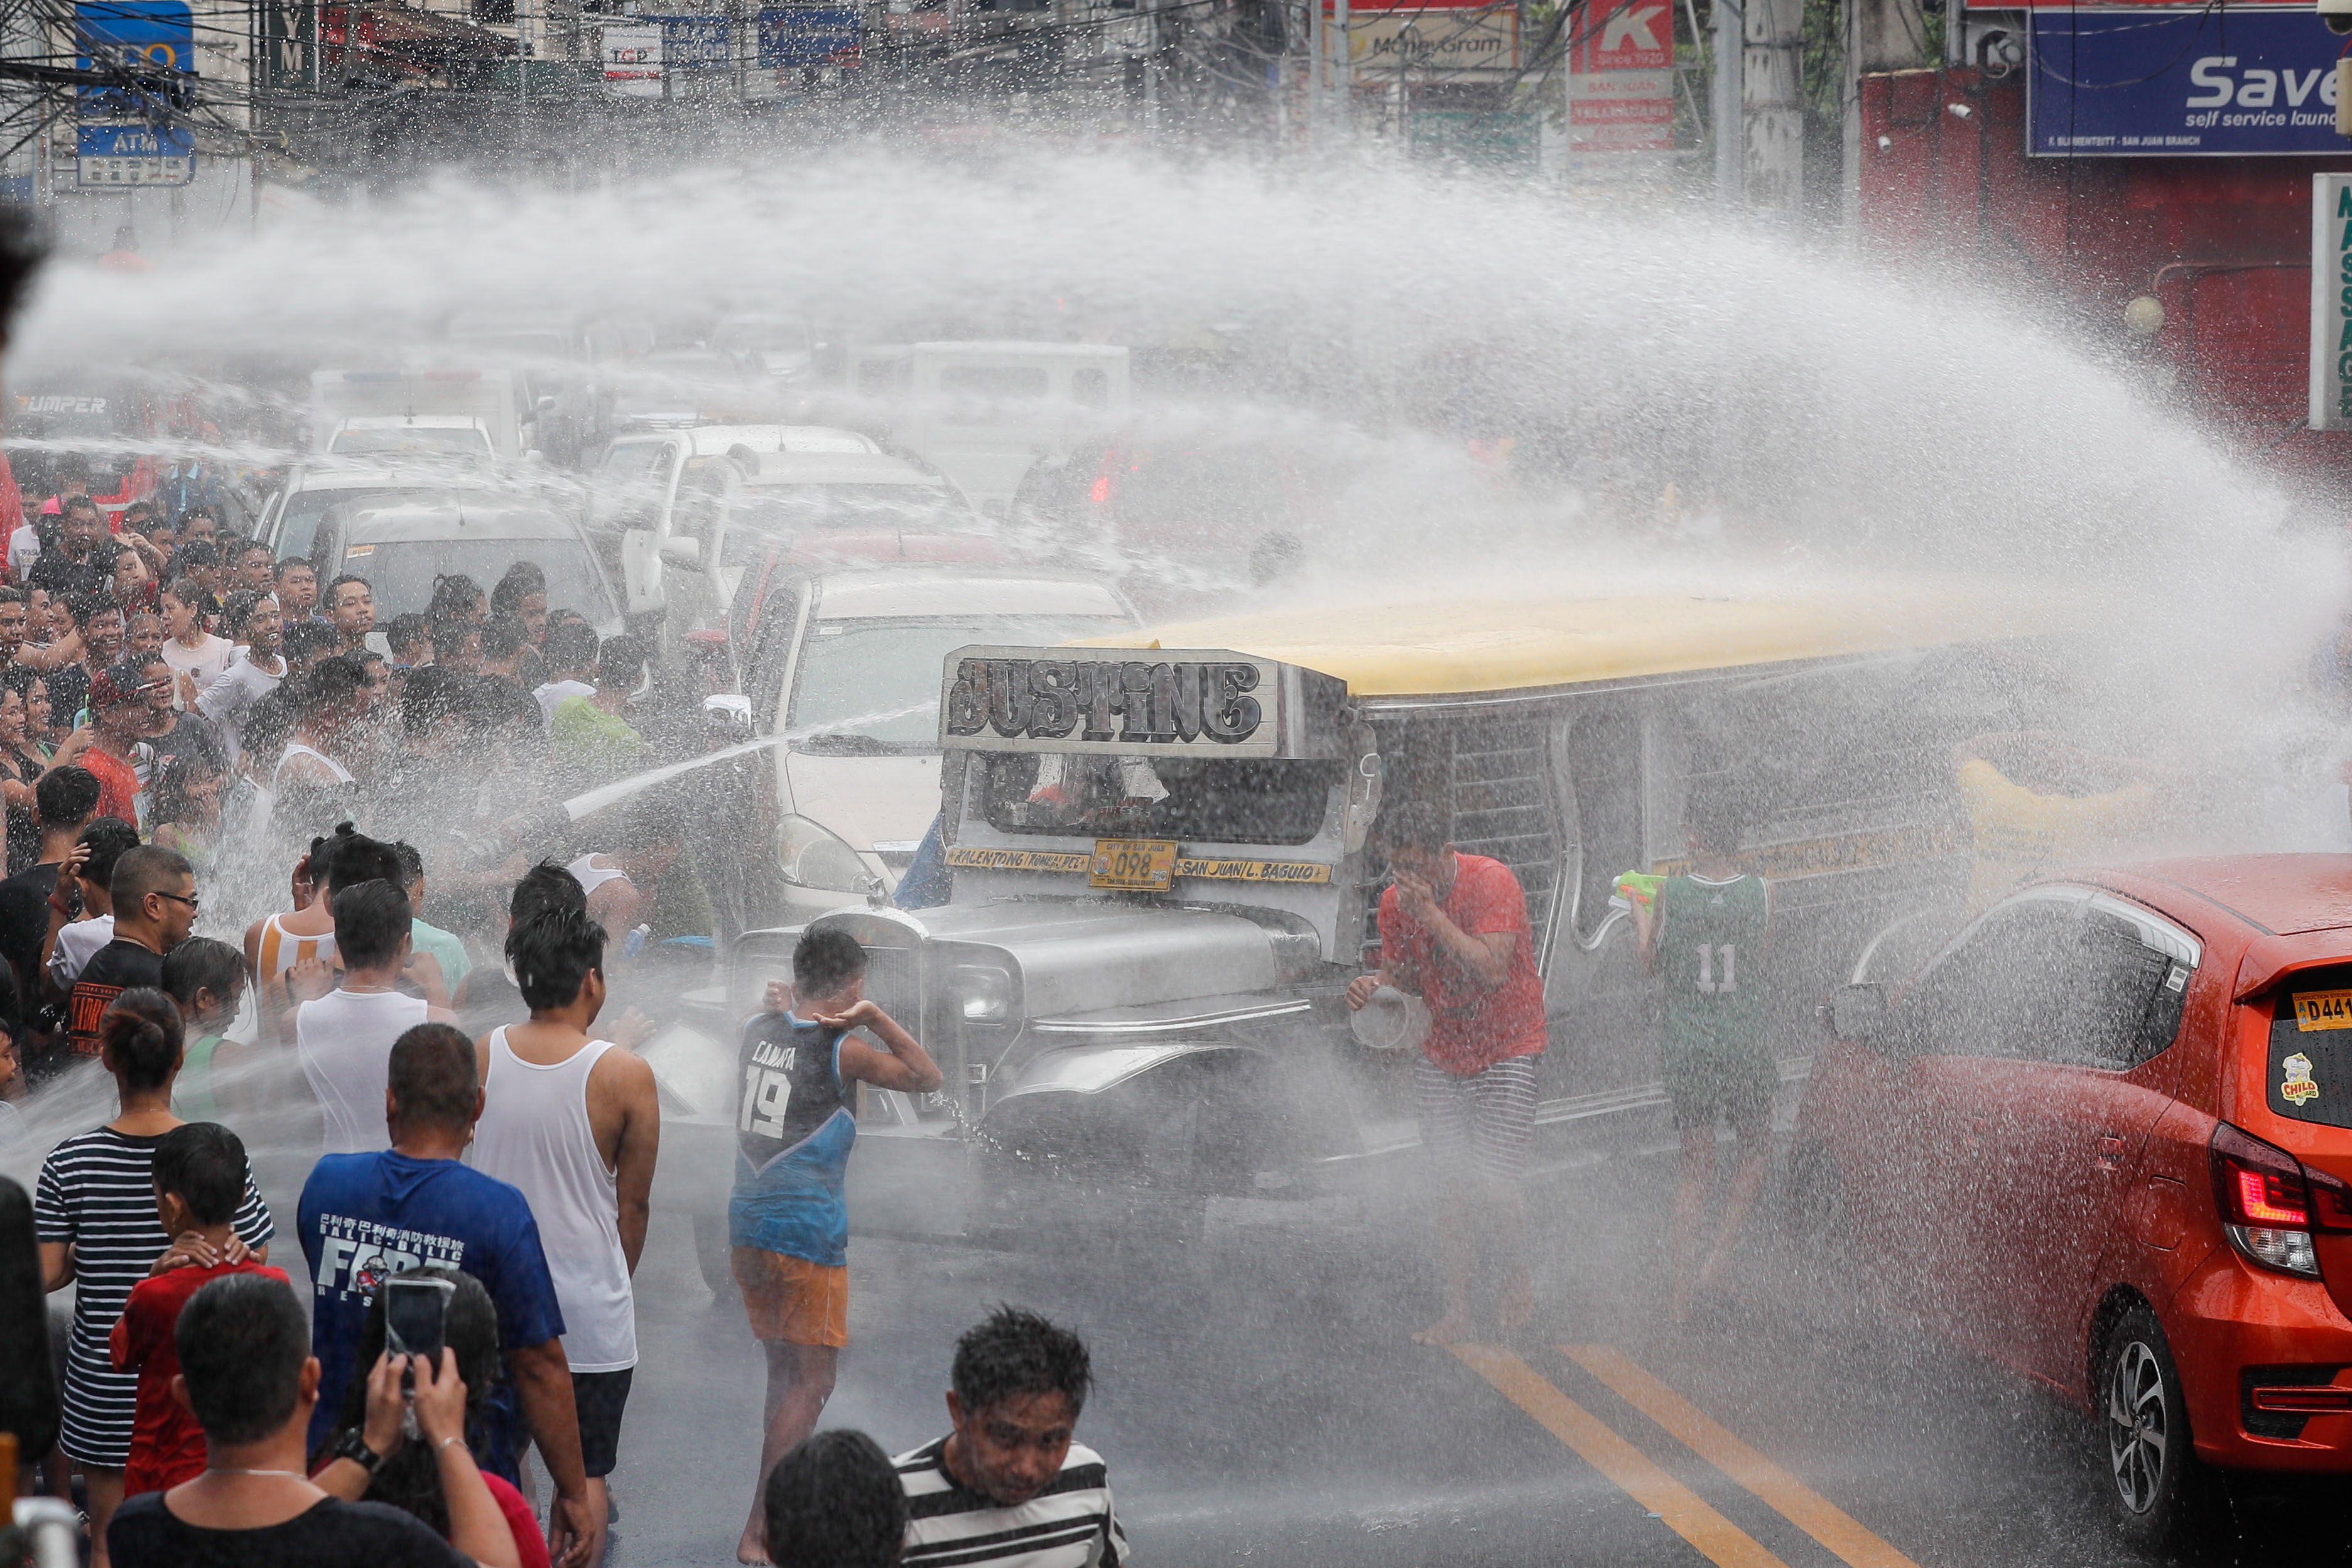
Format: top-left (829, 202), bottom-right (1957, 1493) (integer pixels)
top-left (859, 946), bottom-right (921, 1035)
top-left (1446, 723), bottom-right (1561, 951)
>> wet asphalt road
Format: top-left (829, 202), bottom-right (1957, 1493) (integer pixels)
top-left (519, 1114), bottom-right (2352, 1568)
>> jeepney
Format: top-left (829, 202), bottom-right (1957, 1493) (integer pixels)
top-left (690, 581), bottom-right (2074, 1243)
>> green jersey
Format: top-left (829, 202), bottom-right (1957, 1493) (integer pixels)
top-left (1654, 872), bottom-right (1772, 1059)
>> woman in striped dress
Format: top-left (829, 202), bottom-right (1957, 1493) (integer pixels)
top-left (33, 988), bottom-right (274, 1568)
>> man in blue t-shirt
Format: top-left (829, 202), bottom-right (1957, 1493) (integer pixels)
top-left (297, 1022), bottom-right (601, 1568)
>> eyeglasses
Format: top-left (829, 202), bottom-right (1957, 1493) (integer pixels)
top-left (154, 891), bottom-right (198, 912)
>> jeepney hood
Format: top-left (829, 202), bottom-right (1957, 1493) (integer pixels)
top-left (828, 900), bottom-right (1284, 1020)
top-left (781, 751), bottom-right (941, 852)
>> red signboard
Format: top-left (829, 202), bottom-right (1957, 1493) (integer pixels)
top-left (1570, 0), bottom-right (1672, 72)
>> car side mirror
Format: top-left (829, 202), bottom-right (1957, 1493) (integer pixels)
top-left (703, 693), bottom-right (754, 740)
top-left (1826, 983), bottom-right (1890, 1046)
top-left (659, 536), bottom-right (703, 571)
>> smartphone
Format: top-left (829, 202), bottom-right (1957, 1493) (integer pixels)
top-left (383, 1275), bottom-right (453, 1363)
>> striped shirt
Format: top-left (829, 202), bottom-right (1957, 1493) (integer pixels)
top-left (895, 1437), bottom-right (1127, 1568)
top-left (33, 1125), bottom-right (274, 1466)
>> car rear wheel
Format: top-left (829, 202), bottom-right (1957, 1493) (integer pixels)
top-left (2099, 1302), bottom-right (2208, 1547)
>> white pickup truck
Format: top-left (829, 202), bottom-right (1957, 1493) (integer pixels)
top-left (310, 369), bottom-right (538, 463)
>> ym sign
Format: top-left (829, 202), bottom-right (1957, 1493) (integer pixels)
top-left (2309, 176), bottom-right (2352, 431)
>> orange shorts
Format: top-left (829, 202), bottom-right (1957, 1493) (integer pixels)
top-left (730, 1246), bottom-right (848, 1348)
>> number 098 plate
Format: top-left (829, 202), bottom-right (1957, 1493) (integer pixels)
top-left (1090, 838), bottom-right (1178, 891)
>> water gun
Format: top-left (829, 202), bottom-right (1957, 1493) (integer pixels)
top-left (1608, 870), bottom-right (1664, 915)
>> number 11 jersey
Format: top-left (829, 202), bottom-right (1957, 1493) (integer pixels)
top-left (1654, 873), bottom-right (1772, 1062)
top-left (729, 1013), bottom-right (858, 1267)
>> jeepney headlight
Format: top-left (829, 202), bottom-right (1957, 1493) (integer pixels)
top-left (776, 814), bottom-right (877, 893)
top-left (951, 965), bottom-right (1015, 1023)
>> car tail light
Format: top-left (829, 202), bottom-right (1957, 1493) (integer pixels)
top-left (2210, 1122), bottom-right (2351, 1279)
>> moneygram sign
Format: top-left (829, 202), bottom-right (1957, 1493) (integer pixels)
top-left (2311, 176), bottom-right (2352, 432)
top-left (2030, 8), bottom-right (2348, 156)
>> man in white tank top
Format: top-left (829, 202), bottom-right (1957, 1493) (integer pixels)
top-left (295, 879), bottom-right (455, 1155)
top-left (470, 905), bottom-right (659, 1568)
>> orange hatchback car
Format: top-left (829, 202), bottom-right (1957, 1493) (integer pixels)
top-left (1796, 856), bottom-right (2352, 1543)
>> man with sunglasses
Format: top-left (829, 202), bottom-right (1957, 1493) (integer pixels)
top-left (64, 845), bottom-right (196, 1059)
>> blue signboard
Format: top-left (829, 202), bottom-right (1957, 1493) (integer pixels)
top-left (75, 121), bottom-right (193, 186)
top-left (74, 1), bottom-right (193, 117)
top-left (2030, 6), bottom-right (2349, 157)
top-left (758, 7), bottom-right (860, 67)
top-left (639, 14), bottom-right (731, 67)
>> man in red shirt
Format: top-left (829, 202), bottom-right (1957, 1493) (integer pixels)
top-left (63, 666), bottom-right (154, 829)
top-left (1347, 802), bottom-right (1548, 1344)
top-left (112, 1121), bottom-right (288, 1497)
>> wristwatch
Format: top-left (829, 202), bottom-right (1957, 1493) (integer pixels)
top-left (327, 1427), bottom-right (386, 1475)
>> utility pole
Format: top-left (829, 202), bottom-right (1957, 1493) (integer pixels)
top-left (1333, 0), bottom-right (1350, 131)
top-left (1743, 0), bottom-right (1802, 214)
top-left (1711, 0), bottom-right (1740, 200)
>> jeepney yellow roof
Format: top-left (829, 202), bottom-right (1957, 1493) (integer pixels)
top-left (1076, 583), bottom-right (2063, 698)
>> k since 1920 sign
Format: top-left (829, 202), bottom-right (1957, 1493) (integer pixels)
top-left (2030, 7), bottom-right (2349, 156)
top-left (1569, 0), bottom-right (1674, 156)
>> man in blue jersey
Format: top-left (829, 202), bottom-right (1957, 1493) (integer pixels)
top-left (733, 927), bottom-right (942, 1566)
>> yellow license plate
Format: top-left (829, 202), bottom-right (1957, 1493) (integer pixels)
top-left (2296, 989), bottom-right (2352, 1031)
top-left (1090, 838), bottom-right (1177, 891)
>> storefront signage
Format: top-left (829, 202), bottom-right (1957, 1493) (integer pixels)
top-left (2029, 7), bottom-right (2348, 156)
top-left (1345, 8), bottom-right (1518, 74)
top-left (1568, 0), bottom-right (1672, 154)
top-left (757, 7), bottom-right (860, 67)
top-left (2311, 175), bottom-right (2352, 431)
top-left (639, 14), bottom-right (730, 68)
top-left (943, 652), bottom-right (1273, 754)
top-left (601, 24), bottom-right (663, 94)
top-left (75, 122), bottom-right (192, 187)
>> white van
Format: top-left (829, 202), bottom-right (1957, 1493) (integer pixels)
top-left (585, 424), bottom-right (980, 650)
top-left (847, 342), bottom-right (1130, 517)
top-left (720, 558), bottom-right (1135, 922)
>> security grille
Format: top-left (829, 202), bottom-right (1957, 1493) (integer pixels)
top-left (1444, 722), bottom-right (1563, 956)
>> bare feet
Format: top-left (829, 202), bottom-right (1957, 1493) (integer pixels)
top-left (1412, 1312), bottom-right (1474, 1346)
top-left (1497, 1275), bottom-right (1535, 1333)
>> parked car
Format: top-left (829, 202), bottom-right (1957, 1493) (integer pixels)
top-left (300, 494), bottom-right (624, 636)
top-left (1797, 855), bottom-right (2352, 1544)
top-left (254, 464), bottom-right (509, 562)
top-left (325, 414), bottom-right (496, 463)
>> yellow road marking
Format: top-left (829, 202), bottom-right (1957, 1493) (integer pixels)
top-left (1450, 1344), bottom-right (1792, 1568)
top-left (1561, 1345), bottom-right (1924, 1568)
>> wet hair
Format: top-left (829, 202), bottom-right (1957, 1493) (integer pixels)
top-left (387, 1022), bottom-right (478, 1131)
top-left (160, 575), bottom-right (207, 612)
top-left (283, 620), bottom-right (340, 666)
top-left (460, 674), bottom-right (546, 745)
top-left (162, 936), bottom-right (246, 1022)
top-left (111, 844), bottom-right (192, 914)
top-left (318, 824), bottom-right (404, 892)
top-left (219, 588), bottom-right (272, 640)
top-left (35, 764), bottom-right (99, 826)
top-left (305, 653), bottom-right (371, 714)
top-left (0, 587), bottom-right (23, 610)
top-left (951, 1306), bottom-right (1092, 1420)
top-left (332, 879), bottom-right (411, 970)
top-left (426, 615), bottom-right (479, 661)
top-left (426, 574), bottom-right (487, 622)
top-left (326, 1265), bottom-right (499, 1532)
top-left (237, 540), bottom-right (274, 567)
top-left (101, 987), bottom-right (184, 1091)
top-left (792, 928), bottom-right (867, 1002)
top-left (177, 1273), bottom-right (308, 1446)
top-left (75, 816), bottom-right (141, 893)
top-left (152, 1121), bottom-right (246, 1227)
top-left (150, 737), bottom-right (225, 830)
top-left (480, 614), bottom-right (526, 661)
top-left (399, 664), bottom-right (466, 737)
top-left (762, 1430), bottom-right (908, 1568)
top-left (274, 556), bottom-right (314, 583)
top-left (508, 907), bottom-right (605, 1012)
top-left (392, 841), bottom-right (425, 889)
top-left (490, 562), bottom-right (545, 619)
top-left (545, 619), bottom-right (597, 676)
top-left (324, 573), bottom-right (371, 607)
top-left (67, 591), bottom-right (121, 629)
top-left (597, 633), bottom-right (649, 691)
top-left (385, 612), bottom-right (431, 662)
top-left (60, 494), bottom-right (99, 522)
top-left (173, 540), bottom-right (219, 571)
top-left (511, 860), bottom-right (587, 925)
top-left (1377, 801), bottom-right (1451, 857)
top-left (1684, 787), bottom-right (1747, 857)
top-left (0, 207), bottom-right (46, 332)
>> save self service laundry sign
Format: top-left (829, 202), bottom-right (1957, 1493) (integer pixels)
top-left (2030, 7), bottom-right (2347, 156)
top-left (2311, 176), bottom-right (2352, 431)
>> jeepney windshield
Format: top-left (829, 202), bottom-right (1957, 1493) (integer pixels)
top-left (975, 752), bottom-right (1339, 846)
